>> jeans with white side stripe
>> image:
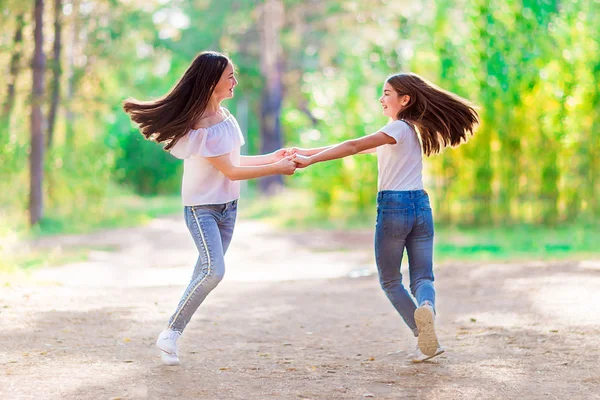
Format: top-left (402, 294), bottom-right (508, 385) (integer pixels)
top-left (167, 200), bottom-right (237, 333)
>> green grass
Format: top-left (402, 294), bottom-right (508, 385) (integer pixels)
top-left (1, 245), bottom-right (119, 274)
top-left (33, 193), bottom-right (182, 236)
top-left (240, 188), bottom-right (600, 262)
top-left (1, 185), bottom-right (182, 273)
top-left (239, 187), bottom-right (374, 230)
top-left (2, 184), bottom-right (183, 238)
top-left (2, 186), bottom-right (598, 275)
top-left (433, 225), bottom-right (599, 262)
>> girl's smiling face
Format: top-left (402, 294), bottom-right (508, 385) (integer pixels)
top-left (379, 81), bottom-right (409, 120)
top-left (213, 62), bottom-right (238, 100)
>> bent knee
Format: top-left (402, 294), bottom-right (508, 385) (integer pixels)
top-left (211, 268), bottom-right (225, 284)
top-left (380, 279), bottom-right (401, 293)
top-left (208, 263), bottom-right (225, 284)
top-left (197, 263), bottom-right (225, 288)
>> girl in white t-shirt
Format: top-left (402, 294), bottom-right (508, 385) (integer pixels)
top-left (123, 51), bottom-right (296, 365)
top-left (292, 73), bottom-right (478, 362)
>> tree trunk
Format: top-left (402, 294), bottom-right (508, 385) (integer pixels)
top-left (30, 0), bottom-right (46, 226)
top-left (47, 0), bottom-right (63, 148)
top-left (65, 0), bottom-right (79, 149)
top-left (258, 0), bottom-right (284, 194)
top-left (1, 13), bottom-right (25, 132)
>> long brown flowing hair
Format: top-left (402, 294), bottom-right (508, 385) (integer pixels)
top-left (387, 73), bottom-right (479, 156)
top-left (122, 51), bottom-right (230, 150)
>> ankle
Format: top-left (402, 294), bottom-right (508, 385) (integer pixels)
top-left (419, 302), bottom-right (436, 318)
top-left (420, 301), bottom-right (434, 310)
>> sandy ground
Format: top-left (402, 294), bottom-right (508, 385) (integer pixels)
top-left (1, 215), bottom-right (599, 400)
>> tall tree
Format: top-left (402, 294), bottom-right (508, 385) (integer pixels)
top-left (258, 0), bottom-right (284, 194)
top-left (47, 0), bottom-right (63, 148)
top-left (1, 13), bottom-right (25, 133)
top-left (64, 0), bottom-right (79, 149)
top-left (30, 0), bottom-right (46, 225)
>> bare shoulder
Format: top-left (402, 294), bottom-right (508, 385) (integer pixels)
top-left (192, 108), bottom-right (230, 130)
top-left (220, 107), bottom-right (231, 117)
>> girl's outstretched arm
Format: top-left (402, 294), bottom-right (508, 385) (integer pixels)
top-left (208, 153), bottom-right (296, 180)
top-left (292, 145), bottom-right (376, 156)
top-left (240, 149), bottom-right (288, 166)
top-left (290, 146), bottom-right (333, 156)
top-left (294, 131), bottom-right (395, 168)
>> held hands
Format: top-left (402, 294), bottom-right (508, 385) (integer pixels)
top-left (272, 147), bottom-right (311, 160)
top-left (290, 154), bottom-right (312, 168)
top-left (283, 147), bottom-right (313, 157)
top-left (282, 147), bottom-right (313, 168)
top-left (274, 155), bottom-right (297, 175)
top-left (271, 148), bottom-right (297, 175)
top-left (271, 147), bottom-right (315, 174)
top-left (270, 148), bottom-right (290, 163)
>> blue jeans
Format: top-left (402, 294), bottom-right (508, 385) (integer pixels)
top-left (375, 190), bottom-right (435, 337)
top-left (168, 200), bottom-right (237, 333)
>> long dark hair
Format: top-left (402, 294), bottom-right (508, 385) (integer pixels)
top-left (387, 73), bottom-right (479, 156)
top-left (123, 51), bottom-right (230, 150)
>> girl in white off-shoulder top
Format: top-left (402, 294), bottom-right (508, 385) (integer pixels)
top-left (123, 51), bottom-right (296, 366)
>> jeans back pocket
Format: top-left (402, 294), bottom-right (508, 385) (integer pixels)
top-left (379, 208), bottom-right (411, 238)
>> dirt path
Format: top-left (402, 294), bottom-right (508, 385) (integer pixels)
top-left (1, 215), bottom-right (599, 400)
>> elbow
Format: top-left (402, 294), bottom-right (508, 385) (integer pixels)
top-left (227, 169), bottom-right (246, 181)
top-left (219, 167), bottom-right (239, 181)
top-left (225, 171), bottom-right (241, 181)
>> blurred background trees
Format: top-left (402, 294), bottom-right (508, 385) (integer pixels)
top-left (0, 0), bottom-right (598, 232)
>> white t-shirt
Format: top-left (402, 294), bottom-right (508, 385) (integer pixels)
top-left (169, 108), bottom-right (245, 206)
top-left (376, 119), bottom-right (423, 191)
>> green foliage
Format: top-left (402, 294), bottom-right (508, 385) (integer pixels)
top-left (241, 188), bottom-right (600, 261)
top-left (0, 139), bottom-right (28, 232)
top-left (45, 141), bottom-right (114, 216)
top-left (0, 0), bottom-right (598, 242)
top-left (35, 187), bottom-right (181, 236)
top-left (113, 130), bottom-right (182, 195)
top-left (404, 0), bottom-right (599, 225)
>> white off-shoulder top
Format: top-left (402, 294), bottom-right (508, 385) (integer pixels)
top-left (169, 108), bottom-right (245, 206)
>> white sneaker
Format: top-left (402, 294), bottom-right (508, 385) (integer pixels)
top-left (156, 329), bottom-right (181, 366)
top-left (408, 345), bottom-right (445, 363)
top-left (414, 304), bottom-right (440, 357)
top-left (160, 352), bottom-right (180, 366)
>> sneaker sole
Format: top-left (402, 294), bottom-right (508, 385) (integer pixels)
top-left (156, 340), bottom-right (176, 355)
top-left (414, 306), bottom-right (439, 357)
top-left (160, 350), bottom-right (180, 366)
top-left (411, 348), bottom-right (445, 363)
